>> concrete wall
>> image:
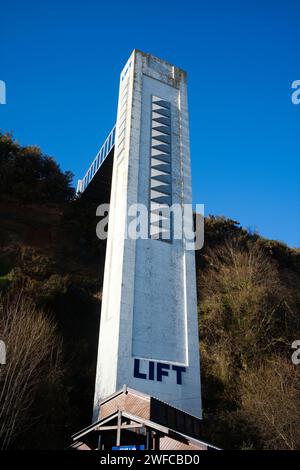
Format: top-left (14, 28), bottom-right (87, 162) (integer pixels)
top-left (93, 50), bottom-right (201, 419)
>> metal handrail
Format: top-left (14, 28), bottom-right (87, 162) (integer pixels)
top-left (77, 125), bottom-right (116, 194)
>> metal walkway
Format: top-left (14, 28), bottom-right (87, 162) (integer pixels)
top-left (76, 126), bottom-right (116, 194)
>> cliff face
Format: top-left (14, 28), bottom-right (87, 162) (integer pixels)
top-left (1, 196), bottom-right (299, 449)
top-left (0, 132), bottom-right (108, 447)
top-left (1, 133), bottom-right (300, 449)
top-left (0, 195), bottom-right (105, 448)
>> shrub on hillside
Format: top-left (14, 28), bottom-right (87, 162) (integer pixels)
top-left (0, 132), bottom-right (74, 203)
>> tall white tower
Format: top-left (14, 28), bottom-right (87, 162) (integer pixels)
top-left (93, 50), bottom-right (201, 419)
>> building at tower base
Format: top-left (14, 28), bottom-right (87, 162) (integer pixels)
top-left (71, 386), bottom-right (220, 451)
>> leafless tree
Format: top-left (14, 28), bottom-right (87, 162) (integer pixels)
top-left (0, 293), bottom-right (61, 449)
top-left (240, 357), bottom-right (300, 450)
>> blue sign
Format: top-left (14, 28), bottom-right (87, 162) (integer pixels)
top-left (112, 445), bottom-right (145, 450)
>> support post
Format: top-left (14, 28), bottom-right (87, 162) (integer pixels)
top-left (116, 410), bottom-right (122, 446)
top-left (154, 433), bottom-right (160, 450)
top-left (146, 428), bottom-right (152, 450)
top-left (97, 433), bottom-right (102, 450)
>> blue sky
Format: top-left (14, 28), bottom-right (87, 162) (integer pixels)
top-left (1, 0), bottom-right (299, 247)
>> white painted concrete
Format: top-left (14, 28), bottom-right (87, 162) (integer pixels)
top-left (93, 50), bottom-right (202, 419)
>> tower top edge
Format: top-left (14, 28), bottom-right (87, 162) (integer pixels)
top-left (128, 48), bottom-right (187, 77)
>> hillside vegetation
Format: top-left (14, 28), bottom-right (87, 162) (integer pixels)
top-left (0, 132), bottom-right (299, 449)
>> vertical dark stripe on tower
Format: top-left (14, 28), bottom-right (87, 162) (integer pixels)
top-left (149, 95), bottom-right (172, 241)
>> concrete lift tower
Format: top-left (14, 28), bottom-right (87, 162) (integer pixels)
top-left (82, 50), bottom-right (202, 420)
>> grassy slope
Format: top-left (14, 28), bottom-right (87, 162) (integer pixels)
top-left (0, 198), bottom-right (299, 449)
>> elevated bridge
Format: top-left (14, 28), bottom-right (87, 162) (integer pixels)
top-left (76, 126), bottom-right (115, 201)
